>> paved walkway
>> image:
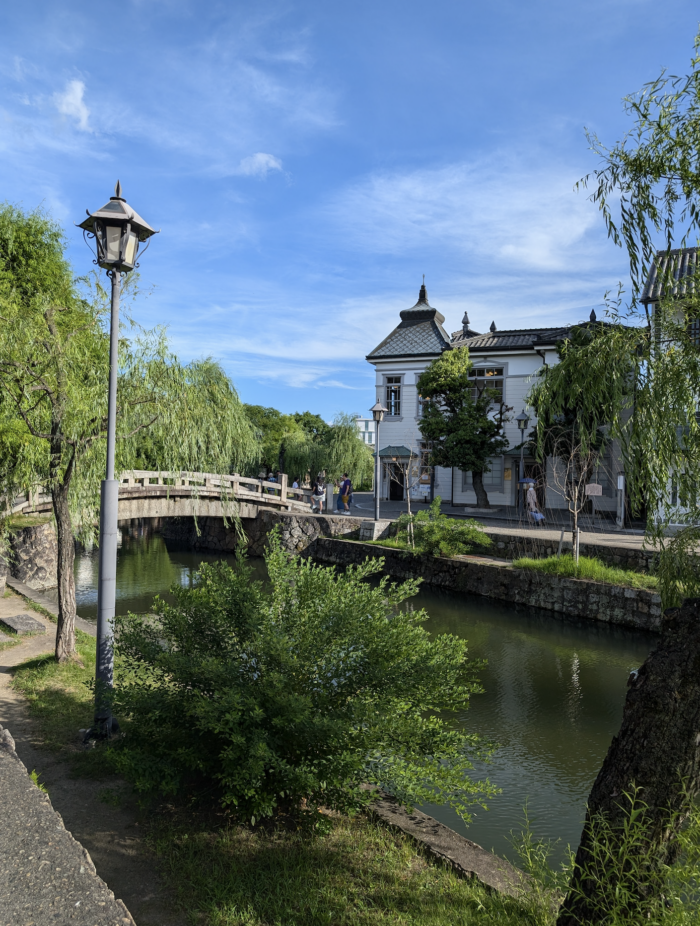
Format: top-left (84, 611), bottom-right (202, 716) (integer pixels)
top-left (350, 493), bottom-right (653, 552)
top-left (0, 587), bottom-right (186, 926)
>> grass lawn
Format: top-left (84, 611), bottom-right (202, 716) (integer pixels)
top-left (512, 554), bottom-right (658, 591)
top-left (12, 628), bottom-right (98, 750)
top-left (6, 513), bottom-right (53, 529)
top-left (10, 636), bottom-right (547, 926)
top-left (149, 814), bottom-right (540, 926)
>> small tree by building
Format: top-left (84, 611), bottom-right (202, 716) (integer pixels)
top-left (417, 346), bottom-right (509, 508)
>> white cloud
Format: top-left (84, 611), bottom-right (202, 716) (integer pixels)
top-left (53, 79), bottom-right (90, 131)
top-left (232, 152), bottom-right (283, 178)
top-left (324, 156), bottom-right (605, 272)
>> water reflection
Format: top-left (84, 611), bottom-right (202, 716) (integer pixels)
top-left (416, 584), bottom-right (655, 861)
top-left (62, 521), bottom-right (655, 863)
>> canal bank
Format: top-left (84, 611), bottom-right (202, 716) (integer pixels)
top-left (305, 538), bottom-right (662, 632)
top-left (29, 520), bottom-right (654, 863)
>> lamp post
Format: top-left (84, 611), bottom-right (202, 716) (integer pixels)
top-left (370, 401), bottom-right (387, 521)
top-left (78, 181), bottom-right (158, 737)
top-left (516, 409), bottom-right (530, 513)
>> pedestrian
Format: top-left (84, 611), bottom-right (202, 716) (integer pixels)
top-left (292, 476), bottom-right (300, 490)
top-left (340, 472), bottom-right (352, 514)
top-left (335, 479), bottom-right (344, 513)
top-left (526, 482), bottom-right (545, 524)
top-left (311, 476), bottom-right (325, 513)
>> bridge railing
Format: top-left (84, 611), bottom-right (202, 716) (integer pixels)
top-left (119, 471), bottom-right (314, 510)
top-left (7, 488), bottom-right (53, 517)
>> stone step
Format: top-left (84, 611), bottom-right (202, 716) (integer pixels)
top-left (0, 613), bottom-right (46, 635)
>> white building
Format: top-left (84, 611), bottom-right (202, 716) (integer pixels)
top-left (354, 416), bottom-right (376, 446)
top-left (366, 283), bottom-right (621, 514)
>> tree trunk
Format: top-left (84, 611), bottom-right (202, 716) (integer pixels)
top-left (52, 481), bottom-right (77, 662)
top-left (557, 598), bottom-right (700, 924)
top-left (472, 471), bottom-right (490, 508)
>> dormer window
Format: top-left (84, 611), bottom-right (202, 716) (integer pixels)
top-left (468, 367), bottom-right (504, 403)
top-left (385, 376), bottom-right (402, 416)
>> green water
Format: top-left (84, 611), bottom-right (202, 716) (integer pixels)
top-left (67, 521), bottom-right (655, 863)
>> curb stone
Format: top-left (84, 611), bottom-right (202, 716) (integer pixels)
top-left (371, 794), bottom-right (527, 898)
top-left (0, 723), bottom-right (135, 925)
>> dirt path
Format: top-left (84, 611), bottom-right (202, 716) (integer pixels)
top-left (0, 590), bottom-right (186, 926)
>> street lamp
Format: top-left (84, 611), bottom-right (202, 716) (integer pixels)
top-left (516, 409), bottom-right (530, 513)
top-left (370, 401), bottom-right (387, 520)
top-left (78, 181), bottom-right (158, 737)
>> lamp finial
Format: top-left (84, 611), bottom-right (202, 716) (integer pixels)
top-left (114, 180), bottom-right (122, 199)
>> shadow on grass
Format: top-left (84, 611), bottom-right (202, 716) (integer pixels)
top-left (11, 636), bottom-right (114, 778)
top-left (150, 815), bottom-right (532, 926)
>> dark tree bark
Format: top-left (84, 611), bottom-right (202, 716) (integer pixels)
top-left (52, 480), bottom-right (77, 663)
top-left (472, 471), bottom-right (490, 508)
top-left (557, 599), bottom-right (700, 925)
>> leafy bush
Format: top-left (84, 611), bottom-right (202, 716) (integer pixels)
top-left (512, 554), bottom-right (658, 590)
top-left (395, 496), bottom-right (491, 557)
top-left (108, 534), bottom-right (495, 824)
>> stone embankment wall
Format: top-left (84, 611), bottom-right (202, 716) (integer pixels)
top-left (307, 538), bottom-right (663, 632)
top-left (482, 530), bottom-right (657, 573)
top-left (158, 509), bottom-right (362, 557)
top-left (4, 521), bottom-right (58, 591)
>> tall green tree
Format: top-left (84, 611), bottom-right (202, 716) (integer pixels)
top-left (417, 347), bottom-right (509, 508)
top-left (323, 413), bottom-right (374, 486)
top-left (0, 204), bottom-right (257, 662)
top-left (292, 410), bottom-right (331, 441)
top-left (243, 405), bottom-right (303, 473)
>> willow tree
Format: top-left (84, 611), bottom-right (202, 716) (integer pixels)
top-left (0, 204), bottom-right (257, 662)
top-left (323, 413), bottom-right (374, 486)
top-left (545, 29), bottom-right (700, 924)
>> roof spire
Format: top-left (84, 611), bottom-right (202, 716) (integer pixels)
top-left (462, 311), bottom-right (470, 328)
top-left (417, 278), bottom-right (428, 304)
top-left (489, 320), bottom-right (497, 333)
top-left (590, 308), bottom-right (597, 322)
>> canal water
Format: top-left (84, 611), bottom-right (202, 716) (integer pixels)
top-left (65, 520), bottom-right (655, 864)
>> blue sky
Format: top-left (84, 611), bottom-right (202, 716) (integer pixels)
top-left (1, 1), bottom-right (698, 419)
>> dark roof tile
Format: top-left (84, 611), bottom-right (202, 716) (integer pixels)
top-left (641, 247), bottom-right (700, 304)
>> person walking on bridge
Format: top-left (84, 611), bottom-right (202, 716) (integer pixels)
top-left (340, 473), bottom-right (352, 514)
top-left (311, 476), bottom-right (325, 514)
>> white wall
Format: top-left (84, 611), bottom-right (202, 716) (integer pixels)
top-left (369, 347), bottom-right (560, 506)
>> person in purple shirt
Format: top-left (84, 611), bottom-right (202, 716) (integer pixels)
top-left (340, 473), bottom-right (352, 514)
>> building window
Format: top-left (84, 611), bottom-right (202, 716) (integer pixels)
top-left (385, 376), bottom-right (401, 416)
top-left (468, 367), bottom-right (504, 404)
top-left (462, 457), bottom-right (504, 492)
top-left (689, 318), bottom-right (700, 346)
top-left (417, 393), bottom-right (430, 418)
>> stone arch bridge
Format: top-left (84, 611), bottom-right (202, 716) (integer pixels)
top-left (9, 471), bottom-right (364, 559)
top-left (9, 471), bottom-right (313, 521)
